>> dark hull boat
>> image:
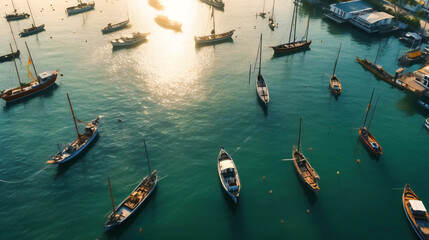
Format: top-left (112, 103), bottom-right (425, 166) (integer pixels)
top-left (195, 8), bottom-right (234, 45)
top-left (110, 32), bottom-right (150, 48)
top-left (217, 147), bottom-right (240, 204)
top-left (402, 184), bottom-right (429, 240)
top-left (201, 0), bottom-right (224, 9)
top-left (359, 89), bottom-right (382, 157)
top-left (19, 24), bottom-right (45, 37)
top-left (255, 34), bottom-right (269, 107)
top-left (330, 44), bottom-right (342, 96)
top-left (0, 50), bottom-right (20, 63)
top-left (5, 12), bottom-right (29, 21)
top-left (102, 19), bottom-right (130, 34)
top-left (67, 1), bottom-right (95, 15)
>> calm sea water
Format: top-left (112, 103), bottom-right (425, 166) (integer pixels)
top-left (0, 0), bottom-right (428, 239)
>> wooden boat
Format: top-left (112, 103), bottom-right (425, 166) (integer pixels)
top-left (110, 32), bottom-right (150, 47)
top-left (105, 138), bottom-right (157, 231)
top-left (154, 15), bottom-right (182, 31)
top-left (19, 0), bottom-right (45, 38)
top-left (217, 147), bottom-right (241, 204)
top-left (102, 19), bottom-right (130, 34)
top-left (258, 0), bottom-right (266, 18)
top-left (0, 22), bottom-right (20, 63)
top-left (402, 184), bottom-right (429, 240)
top-left (255, 34), bottom-right (269, 106)
top-left (271, 0), bottom-right (311, 54)
top-left (330, 44), bottom-right (342, 96)
top-left (1, 42), bottom-right (58, 102)
top-left (47, 94), bottom-right (99, 164)
top-left (4, 0), bottom-right (29, 21)
top-left (268, 0), bottom-right (276, 30)
top-left (292, 118), bottom-right (320, 194)
top-left (201, 0), bottom-right (224, 9)
top-left (425, 117), bottom-right (429, 130)
top-left (66, 0), bottom-right (95, 15)
top-left (194, 8), bottom-right (234, 45)
top-left (398, 48), bottom-right (427, 67)
top-left (359, 89), bottom-right (382, 157)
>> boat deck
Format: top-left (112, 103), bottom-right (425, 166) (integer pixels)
top-left (397, 73), bottom-right (426, 95)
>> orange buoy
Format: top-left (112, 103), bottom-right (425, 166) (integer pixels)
top-left (357, 159), bottom-right (360, 163)
top-left (262, 176), bottom-right (266, 181)
top-left (139, 227), bottom-right (143, 233)
top-left (309, 147), bottom-right (313, 152)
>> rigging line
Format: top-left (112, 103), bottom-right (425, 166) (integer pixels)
top-left (0, 165), bottom-right (50, 184)
top-left (231, 136), bottom-right (252, 156)
top-left (253, 42), bottom-right (260, 73)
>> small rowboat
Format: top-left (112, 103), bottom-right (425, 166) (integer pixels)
top-left (110, 32), bottom-right (150, 47)
top-left (154, 15), bottom-right (182, 31)
top-left (19, 24), bottom-right (45, 37)
top-left (67, 1), bottom-right (95, 15)
top-left (201, 0), bottom-right (224, 9)
top-left (425, 118), bottom-right (429, 130)
top-left (0, 50), bottom-right (20, 63)
top-left (403, 184), bottom-right (429, 240)
top-left (5, 12), bottom-right (29, 21)
top-left (217, 147), bottom-right (240, 204)
top-left (330, 75), bottom-right (342, 96)
top-left (102, 19), bottom-right (130, 34)
top-left (359, 127), bottom-right (382, 157)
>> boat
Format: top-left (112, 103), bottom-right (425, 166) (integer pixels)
top-left (194, 8), bottom-right (234, 45)
top-left (330, 43), bottom-right (342, 96)
top-left (1, 42), bottom-right (58, 102)
top-left (271, 0), bottom-right (311, 54)
top-left (258, 0), bottom-right (266, 18)
top-left (0, 22), bottom-right (20, 63)
top-left (398, 48), bottom-right (427, 67)
top-left (47, 94), bottom-right (99, 164)
top-left (5, 0), bottom-right (29, 21)
top-left (292, 117), bottom-right (320, 194)
top-left (359, 89), bottom-right (382, 157)
top-left (399, 32), bottom-right (422, 48)
top-left (154, 15), bottom-right (182, 31)
top-left (102, 20), bottom-right (130, 34)
top-left (418, 91), bottom-right (429, 111)
top-left (217, 147), bottom-right (241, 204)
top-left (268, 0), bottom-right (276, 30)
top-left (19, 0), bottom-right (45, 37)
top-left (255, 34), bottom-right (269, 106)
top-left (201, 0), bottom-right (224, 9)
top-left (110, 32), bottom-right (150, 47)
top-left (105, 138), bottom-right (158, 231)
top-left (402, 184), bottom-right (429, 240)
top-left (424, 117), bottom-right (429, 130)
top-left (66, 0), bottom-right (95, 15)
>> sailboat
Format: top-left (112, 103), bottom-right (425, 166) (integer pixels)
top-left (66, 0), bottom-right (95, 15)
top-left (104, 138), bottom-right (158, 231)
top-left (1, 42), bottom-right (58, 102)
top-left (46, 94), bottom-right (100, 164)
top-left (359, 89), bottom-right (382, 157)
top-left (258, 0), bottom-right (266, 18)
top-left (217, 147), bottom-right (241, 204)
top-left (357, 42), bottom-right (394, 83)
top-left (5, 0), bottom-right (29, 21)
top-left (0, 22), bottom-right (20, 63)
top-left (256, 34), bottom-right (269, 106)
top-left (268, 0), bottom-right (276, 30)
top-left (102, 4), bottom-right (130, 34)
top-left (194, 8), bottom-right (235, 45)
top-left (330, 43), bottom-right (342, 96)
top-left (402, 184), bottom-right (429, 240)
top-left (19, 0), bottom-right (45, 37)
top-left (271, 0), bottom-right (311, 54)
top-left (292, 117), bottom-right (320, 194)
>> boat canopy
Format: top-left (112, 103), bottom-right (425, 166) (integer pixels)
top-left (405, 32), bottom-right (422, 41)
top-left (219, 160), bottom-right (234, 171)
top-left (410, 200), bottom-right (427, 214)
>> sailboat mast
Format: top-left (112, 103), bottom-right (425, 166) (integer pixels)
top-left (26, 0), bottom-right (36, 26)
top-left (107, 177), bottom-right (116, 214)
top-left (297, 117), bottom-right (302, 152)
top-left (24, 42), bottom-right (38, 78)
top-left (143, 137), bottom-right (151, 175)
top-left (8, 21), bottom-right (19, 51)
top-left (374, 42), bottom-right (382, 65)
top-left (305, 13), bottom-right (310, 41)
top-left (262, 0), bottom-right (265, 13)
top-left (66, 93), bottom-right (81, 140)
top-left (288, 1), bottom-right (296, 44)
top-left (271, 0), bottom-right (275, 19)
top-left (10, 44), bottom-right (23, 90)
top-left (362, 89), bottom-right (375, 127)
top-left (212, 8), bottom-right (216, 35)
top-left (332, 43), bottom-right (342, 76)
top-left (258, 34), bottom-right (262, 76)
top-left (367, 92), bottom-right (380, 131)
top-left (11, 0), bottom-right (16, 11)
top-left (293, 1), bottom-right (298, 42)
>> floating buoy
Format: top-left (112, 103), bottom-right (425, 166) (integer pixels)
top-left (269, 189), bottom-right (272, 195)
top-left (61, 18), bottom-right (63, 20)
top-left (306, 209), bottom-right (310, 214)
top-left (309, 147), bottom-right (312, 152)
top-left (262, 176), bottom-right (266, 181)
top-left (117, 118), bottom-right (122, 122)
top-left (280, 219), bottom-right (284, 224)
top-left (357, 159), bottom-right (360, 163)
top-left (85, 40), bottom-right (87, 42)
top-left (60, 74), bottom-right (63, 77)
top-left (337, 171), bottom-right (340, 175)
top-left (139, 227), bottom-right (143, 233)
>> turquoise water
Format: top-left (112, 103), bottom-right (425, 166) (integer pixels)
top-left (0, 0), bottom-right (428, 239)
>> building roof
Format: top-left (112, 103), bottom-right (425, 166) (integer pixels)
top-left (333, 0), bottom-right (372, 13)
top-left (357, 11), bottom-right (394, 24)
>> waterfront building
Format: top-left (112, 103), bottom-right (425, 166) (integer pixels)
top-left (349, 11), bottom-right (394, 33)
top-left (325, 0), bottom-right (372, 23)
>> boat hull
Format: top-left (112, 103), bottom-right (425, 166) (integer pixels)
top-left (425, 119), bottom-right (429, 130)
top-left (0, 50), bottom-right (20, 63)
top-left (194, 30), bottom-right (235, 44)
top-left (5, 13), bottom-right (29, 21)
top-left (271, 40), bottom-right (311, 54)
top-left (402, 184), bottom-right (429, 240)
top-left (292, 146), bottom-right (319, 194)
top-left (217, 148), bottom-right (240, 204)
top-left (67, 3), bottom-right (95, 15)
top-left (19, 24), bottom-right (45, 37)
top-left (256, 74), bottom-right (269, 106)
top-left (102, 20), bottom-right (130, 34)
top-left (359, 127), bottom-right (382, 157)
top-left (1, 70), bottom-right (57, 102)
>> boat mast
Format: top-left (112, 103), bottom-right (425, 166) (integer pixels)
top-left (332, 43), bottom-right (342, 77)
top-left (10, 43), bottom-right (23, 90)
top-left (24, 42), bottom-right (38, 78)
top-left (143, 137), bottom-right (151, 175)
top-left (270, 0), bottom-right (275, 20)
top-left (211, 7), bottom-right (216, 35)
top-left (262, 0), bottom-right (265, 14)
top-left (26, 0), bottom-right (36, 26)
top-left (258, 33), bottom-right (262, 76)
top-left (297, 117), bottom-right (302, 152)
top-left (11, 0), bottom-right (17, 11)
top-left (107, 177), bottom-right (116, 214)
top-left (66, 93), bottom-right (81, 141)
top-left (8, 21), bottom-right (19, 51)
top-left (288, 1), bottom-right (296, 44)
top-left (374, 42), bottom-right (382, 65)
top-left (293, 1), bottom-right (298, 42)
top-left (362, 89), bottom-right (375, 128)
top-left (305, 13), bottom-right (310, 41)
top-left (367, 92), bottom-right (380, 131)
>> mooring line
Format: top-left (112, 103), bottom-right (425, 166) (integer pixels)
top-left (231, 136), bottom-right (251, 156)
top-left (0, 165), bottom-right (50, 184)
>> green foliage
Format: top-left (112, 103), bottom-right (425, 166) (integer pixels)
top-left (416, 10), bottom-right (425, 17)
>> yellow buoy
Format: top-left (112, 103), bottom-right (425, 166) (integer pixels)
top-left (337, 171), bottom-right (340, 175)
top-left (357, 159), bottom-right (360, 163)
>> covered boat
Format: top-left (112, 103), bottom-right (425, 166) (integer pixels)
top-left (19, 24), bottom-right (45, 37)
top-left (402, 184), bottom-right (429, 240)
top-left (67, 0), bottom-right (95, 15)
top-left (217, 147), bottom-right (240, 204)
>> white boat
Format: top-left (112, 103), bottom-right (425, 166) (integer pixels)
top-left (67, 0), bottom-right (95, 15)
top-left (217, 147), bottom-right (240, 204)
top-left (425, 117), bottom-right (429, 130)
top-left (255, 34), bottom-right (269, 106)
top-left (194, 8), bottom-right (234, 45)
top-left (19, 0), bottom-right (45, 37)
top-left (110, 32), bottom-right (150, 47)
top-left (268, 0), bottom-right (276, 30)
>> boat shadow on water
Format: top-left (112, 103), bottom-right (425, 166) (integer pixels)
top-left (271, 47), bottom-right (310, 59)
top-left (292, 166), bottom-right (318, 206)
top-left (112, 39), bottom-right (148, 51)
top-left (105, 187), bottom-right (158, 238)
top-left (256, 93), bottom-right (268, 116)
top-left (218, 181), bottom-right (238, 214)
top-left (2, 83), bottom-right (59, 111)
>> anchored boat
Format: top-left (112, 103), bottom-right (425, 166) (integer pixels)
top-left (255, 34), bottom-right (269, 107)
top-left (359, 89), bottom-right (382, 157)
top-left (194, 8), bottom-right (234, 45)
top-left (154, 15), bottom-right (182, 31)
top-left (201, 0), bottom-right (224, 9)
top-left (5, 0), bottom-right (29, 21)
top-left (292, 117), bottom-right (320, 194)
top-left (47, 94), bottom-right (99, 164)
top-left (102, 20), bottom-right (130, 34)
top-left (330, 43), bottom-right (342, 96)
top-left (0, 22), bottom-right (20, 63)
top-left (110, 32), bottom-right (150, 47)
top-left (217, 147), bottom-right (240, 204)
top-left (105, 138), bottom-right (157, 231)
top-left (268, 0), bottom-right (276, 30)
top-left (66, 0), bottom-right (95, 15)
top-left (19, 0), bottom-right (45, 37)
top-left (402, 184), bottom-right (429, 240)
top-left (258, 0), bottom-right (266, 18)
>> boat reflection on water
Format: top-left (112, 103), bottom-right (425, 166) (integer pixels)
top-left (154, 15), bottom-right (182, 32)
